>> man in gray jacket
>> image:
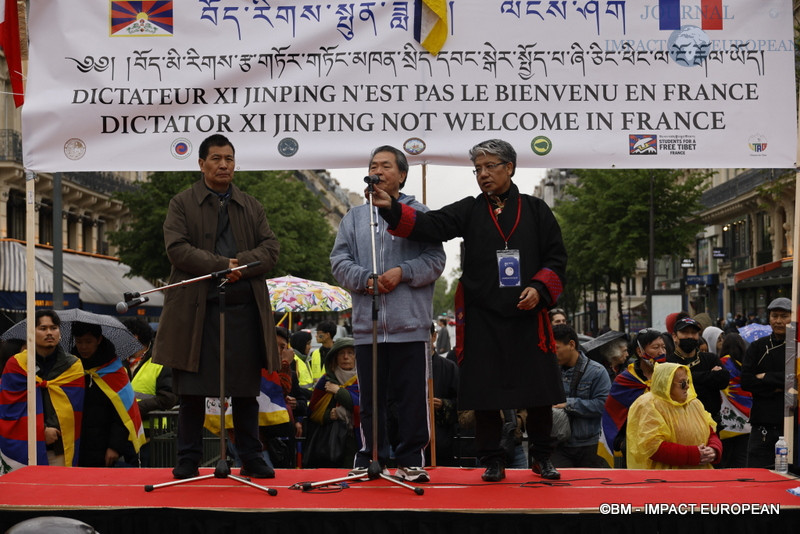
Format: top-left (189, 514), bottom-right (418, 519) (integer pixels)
top-left (551, 324), bottom-right (611, 468)
top-left (331, 145), bottom-right (445, 482)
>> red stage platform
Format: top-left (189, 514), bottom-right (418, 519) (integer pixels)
top-left (1, 466), bottom-right (799, 533)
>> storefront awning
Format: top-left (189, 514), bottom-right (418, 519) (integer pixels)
top-left (734, 264), bottom-right (793, 289)
top-left (0, 240), bottom-right (163, 316)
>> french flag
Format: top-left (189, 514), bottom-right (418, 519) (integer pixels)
top-left (659, 0), bottom-right (724, 31)
top-left (0, 0), bottom-right (23, 107)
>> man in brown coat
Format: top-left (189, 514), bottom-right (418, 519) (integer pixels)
top-left (152, 134), bottom-right (280, 479)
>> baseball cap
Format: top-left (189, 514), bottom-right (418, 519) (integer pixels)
top-left (674, 317), bottom-right (702, 332)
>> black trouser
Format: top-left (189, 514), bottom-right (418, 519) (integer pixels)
top-left (746, 424), bottom-right (782, 469)
top-left (475, 405), bottom-right (553, 466)
top-left (551, 444), bottom-right (608, 468)
top-left (177, 395), bottom-right (262, 464)
top-left (353, 342), bottom-right (429, 468)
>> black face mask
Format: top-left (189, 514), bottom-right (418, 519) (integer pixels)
top-left (678, 337), bottom-right (699, 354)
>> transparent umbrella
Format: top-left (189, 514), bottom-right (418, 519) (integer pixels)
top-left (1, 308), bottom-right (143, 359)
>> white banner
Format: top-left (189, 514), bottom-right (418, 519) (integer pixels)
top-left (22, 0), bottom-right (797, 171)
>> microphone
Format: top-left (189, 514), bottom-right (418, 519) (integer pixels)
top-left (364, 175), bottom-right (381, 184)
top-left (116, 296), bottom-right (149, 314)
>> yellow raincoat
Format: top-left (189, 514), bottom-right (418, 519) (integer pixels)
top-left (627, 362), bottom-right (717, 469)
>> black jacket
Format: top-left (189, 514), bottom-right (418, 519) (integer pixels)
top-left (741, 334), bottom-right (785, 427)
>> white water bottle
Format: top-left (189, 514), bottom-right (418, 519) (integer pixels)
top-left (775, 436), bottom-right (788, 474)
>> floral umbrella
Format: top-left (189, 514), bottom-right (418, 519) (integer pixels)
top-left (267, 275), bottom-right (352, 313)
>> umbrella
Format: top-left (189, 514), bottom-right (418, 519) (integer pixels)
top-left (737, 323), bottom-right (772, 344)
top-left (267, 276), bottom-right (352, 312)
top-left (582, 330), bottom-right (626, 355)
top-left (1, 308), bottom-right (143, 359)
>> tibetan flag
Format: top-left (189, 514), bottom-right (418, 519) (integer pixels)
top-left (110, 1), bottom-right (174, 36)
top-left (0, 351), bottom-right (85, 469)
top-left (601, 363), bottom-right (649, 454)
top-left (414, 0), bottom-right (448, 55)
top-left (659, 0), bottom-right (723, 31)
top-left (0, 0), bottom-right (24, 107)
top-left (718, 355), bottom-right (752, 439)
top-left (86, 358), bottom-right (146, 453)
top-left (204, 370), bottom-right (290, 435)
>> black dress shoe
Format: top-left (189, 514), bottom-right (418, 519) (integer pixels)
top-left (481, 461), bottom-right (506, 482)
top-left (172, 459), bottom-right (199, 479)
top-left (240, 457), bottom-right (275, 479)
top-left (532, 459), bottom-right (561, 480)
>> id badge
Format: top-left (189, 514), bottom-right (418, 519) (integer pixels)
top-left (497, 249), bottom-right (521, 287)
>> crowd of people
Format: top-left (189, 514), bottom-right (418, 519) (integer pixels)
top-left (0, 134), bottom-right (795, 482)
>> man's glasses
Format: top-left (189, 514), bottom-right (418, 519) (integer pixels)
top-left (675, 379), bottom-right (690, 390)
top-left (472, 162), bottom-right (507, 175)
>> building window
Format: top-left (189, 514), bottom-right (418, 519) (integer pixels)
top-left (82, 217), bottom-right (94, 253)
top-left (66, 212), bottom-right (78, 250)
top-left (38, 201), bottom-right (53, 246)
top-left (7, 189), bottom-right (25, 240)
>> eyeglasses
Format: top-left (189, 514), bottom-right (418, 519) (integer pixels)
top-left (472, 162), bottom-right (507, 175)
top-left (674, 379), bottom-right (690, 390)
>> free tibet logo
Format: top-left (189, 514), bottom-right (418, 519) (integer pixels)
top-left (629, 135), bottom-right (657, 155)
top-left (531, 136), bottom-right (552, 156)
top-left (170, 138), bottom-right (192, 159)
top-left (110, 1), bottom-right (174, 37)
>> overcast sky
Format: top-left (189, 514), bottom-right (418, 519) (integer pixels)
top-left (328, 164), bottom-right (548, 283)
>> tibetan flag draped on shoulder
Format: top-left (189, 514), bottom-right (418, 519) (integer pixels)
top-left (718, 355), bottom-right (752, 439)
top-left (0, 0), bottom-right (24, 107)
top-left (204, 370), bottom-right (290, 435)
top-left (414, 0), bottom-right (448, 55)
top-left (0, 351), bottom-right (84, 470)
top-left (601, 363), bottom-right (649, 456)
top-left (85, 358), bottom-right (146, 453)
top-left (308, 374), bottom-right (359, 426)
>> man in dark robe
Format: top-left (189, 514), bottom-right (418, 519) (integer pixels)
top-left (370, 139), bottom-right (567, 482)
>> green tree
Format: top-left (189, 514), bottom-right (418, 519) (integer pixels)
top-left (237, 171), bottom-right (336, 283)
top-left (432, 277), bottom-right (453, 317)
top-left (108, 171), bottom-right (337, 283)
top-left (107, 171), bottom-right (194, 282)
top-left (554, 169), bottom-right (710, 320)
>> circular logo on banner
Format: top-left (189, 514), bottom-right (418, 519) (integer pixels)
top-left (278, 137), bottom-right (299, 157)
top-left (667, 26), bottom-right (711, 67)
top-left (747, 133), bottom-right (768, 154)
top-left (64, 138), bottom-right (87, 161)
top-left (170, 138), bottom-right (192, 159)
top-left (531, 136), bottom-right (552, 156)
top-left (403, 137), bottom-right (426, 156)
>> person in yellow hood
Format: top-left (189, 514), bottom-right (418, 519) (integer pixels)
top-left (627, 362), bottom-right (722, 469)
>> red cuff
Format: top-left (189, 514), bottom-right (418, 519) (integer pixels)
top-left (650, 441), bottom-right (702, 466)
top-left (532, 268), bottom-right (563, 303)
top-left (388, 203), bottom-right (416, 238)
top-left (708, 428), bottom-right (723, 464)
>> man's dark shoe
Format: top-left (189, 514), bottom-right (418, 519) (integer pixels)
top-left (532, 459), bottom-right (561, 480)
top-left (240, 457), bottom-right (275, 479)
top-left (172, 459), bottom-right (199, 480)
top-left (481, 461), bottom-right (506, 482)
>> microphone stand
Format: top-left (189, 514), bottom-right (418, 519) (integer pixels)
top-left (134, 262), bottom-right (277, 496)
top-left (291, 179), bottom-right (423, 495)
